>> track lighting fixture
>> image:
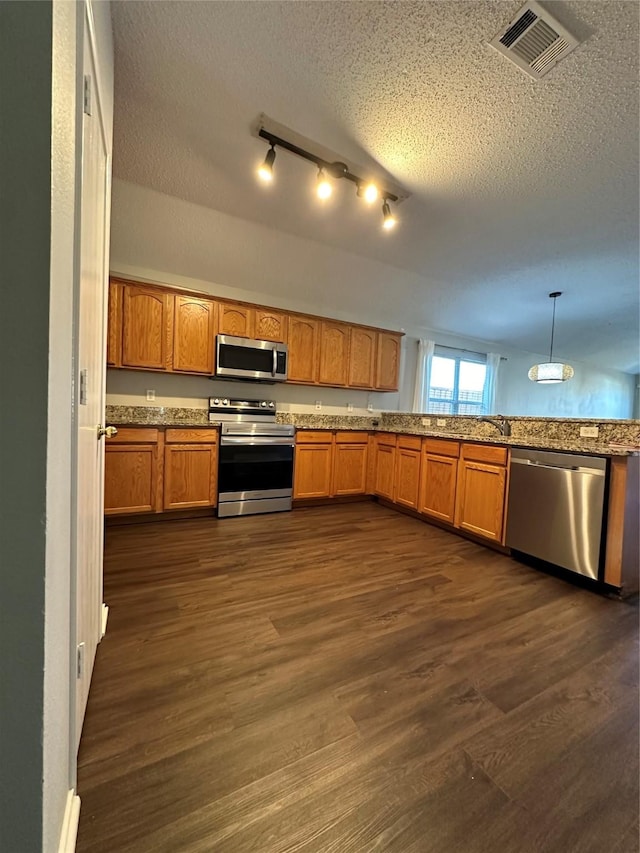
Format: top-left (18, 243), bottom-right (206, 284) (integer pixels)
top-left (528, 292), bottom-right (574, 383)
top-left (254, 117), bottom-right (405, 231)
top-left (382, 199), bottom-right (397, 230)
top-left (316, 167), bottom-right (332, 200)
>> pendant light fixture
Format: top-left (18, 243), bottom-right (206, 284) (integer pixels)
top-left (528, 291), bottom-right (574, 383)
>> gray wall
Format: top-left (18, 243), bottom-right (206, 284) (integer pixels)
top-left (0, 2), bottom-right (53, 850)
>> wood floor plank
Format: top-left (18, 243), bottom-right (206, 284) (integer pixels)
top-left (76, 504), bottom-right (639, 853)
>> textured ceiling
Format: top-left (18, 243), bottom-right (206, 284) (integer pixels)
top-left (110, 1), bottom-right (639, 373)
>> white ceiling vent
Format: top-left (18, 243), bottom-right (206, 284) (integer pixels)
top-left (490, 1), bottom-right (581, 79)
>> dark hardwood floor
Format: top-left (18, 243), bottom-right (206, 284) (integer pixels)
top-left (76, 503), bottom-right (639, 853)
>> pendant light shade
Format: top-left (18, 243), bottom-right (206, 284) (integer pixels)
top-left (528, 292), bottom-right (574, 384)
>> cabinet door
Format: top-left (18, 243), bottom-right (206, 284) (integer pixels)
top-left (332, 443), bottom-right (368, 496)
top-left (318, 321), bottom-right (350, 386)
top-left (293, 444), bottom-right (333, 498)
top-left (164, 444), bottom-right (218, 509)
top-left (374, 443), bottom-right (396, 500)
top-left (254, 309), bottom-right (287, 343)
top-left (348, 326), bottom-right (376, 388)
top-left (420, 452), bottom-right (458, 524)
top-left (107, 280), bottom-right (123, 367)
top-left (217, 302), bottom-right (253, 338)
top-left (455, 460), bottom-right (507, 542)
top-left (394, 447), bottom-right (421, 509)
top-left (375, 332), bottom-right (401, 391)
top-left (122, 284), bottom-right (173, 370)
top-left (105, 445), bottom-right (159, 514)
top-left (288, 315), bottom-right (319, 384)
top-left (173, 295), bottom-right (215, 374)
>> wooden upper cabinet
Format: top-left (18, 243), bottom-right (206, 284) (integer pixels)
top-left (375, 332), bottom-right (402, 391)
top-left (348, 326), bottom-right (376, 388)
top-left (288, 315), bottom-right (319, 384)
top-left (107, 280), bottom-right (123, 367)
top-left (172, 295), bottom-right (215, 374)
top-left (122, 284), bottom-right (173, 370)
top-left (254, 309), bottom-right (287, 343)
top-left (318, 321), bottom-right (350, 386)
top-left (217, 302), bottom-right (253, 338)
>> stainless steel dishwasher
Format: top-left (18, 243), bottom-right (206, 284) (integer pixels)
top-left (506, 449), bottom-right (608, 580)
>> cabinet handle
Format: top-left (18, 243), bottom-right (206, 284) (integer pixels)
top-left (97, 425), bottom-right (118, 439)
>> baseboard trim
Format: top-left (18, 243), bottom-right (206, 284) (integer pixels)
top-left (101, 603), bottom-right (109, 639)
top-left (58, 789), bottom-right (81, 853)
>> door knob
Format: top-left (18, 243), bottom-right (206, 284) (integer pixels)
top-left (97, 425), bottom-right (118, 439)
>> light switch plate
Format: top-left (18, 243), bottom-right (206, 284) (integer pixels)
top-left (347, 403), bottom-right (354, 412)
top-left (580, 426), bottom-right (599, 438)
top-left (421, 417), bottom-right (431, 426)
top-left (436, 418), bottom-right (447, 427)
top-left (146, 389), bottom-right (156, 402)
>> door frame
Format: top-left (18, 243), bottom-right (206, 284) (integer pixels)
top-left (68, 0), bottom-right (113, 789)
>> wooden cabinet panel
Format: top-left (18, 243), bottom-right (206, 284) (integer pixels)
top-left (332, 443), bottom-right (368, 496)
top-left (105, 445), bottom-right (158, 515)
top-left (348, 327), bottom-right (376, 388)
top-left (424, 438), bottom-right (460, 458)
top-left (394, 446), bottom-right (421, 509)
top-left (375, 332), bottom-right (402, 391)
top-left (254, 309), bottom-right (287, 343)
top-left (107, 280), bottom-right (123, 366)
top-left (172, 296), bottom-right (215, 374)
top-left (397, 434), bottom-right (422, 451)
top-left (164, 444), bottom-right (217, 510)
top-left (296, 430), bottom-right (332, 444)
top-left (217, 302), bottom-right (253, 338)
top-left (335, 431), bottom-right (370, 444)
top-left (374, 443), bottom-right (396, 500)
top-left (288, 315), bottom-right (319, 384)
top-left (165, 429), bottom-right (219, 444)
top-left (107, 427), bottom-right (159, 444)
top-left (122, 285), bottom-right (173, 370)
top-left (376, 433), bottom-right (397, 447)
top-left (420, 452), bottom-right (458, 524)
top-left (455, 460), bottom-right (507, 542)
top-left (318, 321), bottom-right (350, 386)
top-left (462, 443), bottom-right (508, 466)
top-left (293, 444), bottom-right (333, 498)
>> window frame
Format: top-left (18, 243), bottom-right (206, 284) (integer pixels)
top-left (428, 346), bottom-right (488, 416)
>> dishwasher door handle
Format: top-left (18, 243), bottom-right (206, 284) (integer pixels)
top-left (511, 458), bottom-right (605, 476)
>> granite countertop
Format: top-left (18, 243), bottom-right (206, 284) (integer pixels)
top-left (106, 405), bottom-right (638, 456)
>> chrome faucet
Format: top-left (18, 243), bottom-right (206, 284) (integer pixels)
top-left (477, 415), bottom-right (511, 437)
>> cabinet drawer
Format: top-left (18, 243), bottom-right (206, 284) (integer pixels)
top-left (335, 431), bottom-right (369, 444)
top-left (397, 434), bottom-right (422, 451)
top-left (165, 428), bottom-right (219, 444)
top-left (462, 443), bottom-right (508, 466)
top-left (296, 430), bottom-right (333, 444)
top-left (106, 427), bottom-right (158, 444)
top-left (376, 433), bottom-right (397, 447)
top-left (424, 438), bottom-right (460, 458)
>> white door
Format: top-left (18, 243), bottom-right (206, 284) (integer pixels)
top-left (73, 9), bottom-right (112, 749)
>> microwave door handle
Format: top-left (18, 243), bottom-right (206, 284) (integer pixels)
top-left (272, 346), bottom-right (277, 377)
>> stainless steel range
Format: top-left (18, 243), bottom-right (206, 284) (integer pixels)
top-left (209, 397), bottom-right (295, 517)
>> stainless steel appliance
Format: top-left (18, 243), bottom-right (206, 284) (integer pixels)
top-left (506, 448), bottom-right (608, 580)
top-left (210, 397), bottom-right (294, 517)
top-left (215, 335), bottom-right (288, 382)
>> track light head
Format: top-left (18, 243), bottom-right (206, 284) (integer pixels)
top-left (357, 183), bottom-right (379, 204)
top-left (382, 199), bottom-right (397, 230)
top-left (316, 168), bottom-right (332, 200)
top-left (257, 145), bottom-right (276, 182)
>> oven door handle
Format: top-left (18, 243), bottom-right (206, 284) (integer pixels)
top-left (220, 436), bottom-right (295, 446)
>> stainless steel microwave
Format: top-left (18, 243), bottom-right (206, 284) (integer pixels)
top-left (215, 335), bottom-right (288, 382)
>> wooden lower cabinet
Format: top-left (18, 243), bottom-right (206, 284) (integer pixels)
top-left (394, 446), bottom-right (421, 509)
top-left (105, 428), bottom-right (162, 515)
top-left (164, 444), bottom-right (217, 509)
top-left (332, 441), bottom-right (368, 496)
top-left (294, 444), bottom-right (333, 498)
top-left (374, 441), bottom-right (396, 500)
top-left (419, 453), bottom-right (458, 524)
top-left (455, 459), bottom-right (507, 542)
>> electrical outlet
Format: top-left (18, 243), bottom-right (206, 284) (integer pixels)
top-left (315, 400), bottom-right (322, 410)
top-left (367, 403), bottom-right (374, 412)
top-left (146, 389), bottom-right (156, 402)
top-left (347, 403), bottom-right (354, 413)
top-left (421, 417), bottom-right (431, 426)
top-left (580, 426), bottom-right (599, 438)
top-left (436, 418), bottom-right (447, 427)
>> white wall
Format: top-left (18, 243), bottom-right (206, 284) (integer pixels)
top-left (109, 180), bottom-right (635, 419)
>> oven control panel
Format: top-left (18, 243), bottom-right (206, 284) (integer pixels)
top-left (209, 397), bottom-right (277, 422)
